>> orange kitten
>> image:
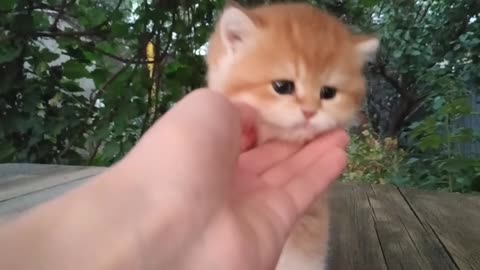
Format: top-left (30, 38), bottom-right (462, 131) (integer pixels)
top-left (206, 2), bottom-right (378, 270)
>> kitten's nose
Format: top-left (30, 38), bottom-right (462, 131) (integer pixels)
top-left (302, 110), bottom-right (315, 119)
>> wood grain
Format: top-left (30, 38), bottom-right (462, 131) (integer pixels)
top-left (0, 173), bottom-right (97, 222)
top-left (368, 184), bottom-right (457, 270)
top-left (0, 166), bottom-right (104, 222)
top-left (328, 183), bottom-right (388, 270)
top-left (401, 188), bottom-right (480, 270)
top-left (0, 164), bottom-right (80, 184)
top-left (0, 166), bottom-right (105, 202)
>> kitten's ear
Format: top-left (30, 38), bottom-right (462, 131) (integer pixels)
top-left (353, 35), bottom-right (380, 63)
top-left (218, 4), bottom-right (258, 54)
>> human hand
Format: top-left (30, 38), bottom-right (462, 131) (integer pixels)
top-left (0, 88), bottom-right (347, 270)
top-left (111, 88), bottom-right (349, 270)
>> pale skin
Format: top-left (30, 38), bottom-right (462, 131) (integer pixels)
top-left (0, 89), bottom-right (348, 270)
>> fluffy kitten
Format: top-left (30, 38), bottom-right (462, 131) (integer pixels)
top-left (205, 2), bottom-right (378, 270)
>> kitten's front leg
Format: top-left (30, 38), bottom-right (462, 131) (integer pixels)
top-left (275, 193), bottom-right (330, 270)
top-left (276, 247), bottom-right (327, 270)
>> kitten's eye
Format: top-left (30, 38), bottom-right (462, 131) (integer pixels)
top-left (320, 86), bottom-right (337, 99)
top-left (272, 80), bottom-right (295, 95)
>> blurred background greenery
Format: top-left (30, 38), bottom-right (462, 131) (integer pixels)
top-left (1, 0), bottom-right (479, 193)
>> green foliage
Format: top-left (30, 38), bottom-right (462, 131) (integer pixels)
top-left (0, 0), bottom-right (215, 165)
top-left (403, 81), bottom-right (480, 192)
top-left (337, 0), bottom-right (480, 193)
top-left (344, 127), bottom-right (480, 193)
top-left (343, 129), bottom-right (407, 185)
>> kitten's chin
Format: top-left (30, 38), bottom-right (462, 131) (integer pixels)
top-left (258, 122), bottom-right (329, 144)
top-left (257, 114), bottom-right (343, 144)
top-left (236, 102), bottom-right (353, 144)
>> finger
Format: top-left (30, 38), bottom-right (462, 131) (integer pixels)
top-left (242, 148), bottom-right (347, 237)
top-left (233, 148), bottom-right (346, 261)
top-left (237, 141), bottom-right (303, 174)
top-left (144, 88), bottom-right (242, 151)
top-left (123, 89), bottom-right (242, 194)
top-left (284, 147), bottom-right (347, 213)
top-left (232, 102), bottom-right (259, 152)
top-left (261, 129), bottom-right (349, 186)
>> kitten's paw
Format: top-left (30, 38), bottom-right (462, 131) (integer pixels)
top-left (275, 251), bottom-right (327, 270)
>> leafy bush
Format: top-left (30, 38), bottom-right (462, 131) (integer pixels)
top-left (343, 131), bottom-right (480, 193)
top-left (400, 84), bottom-right (480, 193)
top-left (343, 127), bottom-right (407, 185)
top-left (0, 0), bottom-right (214, 165)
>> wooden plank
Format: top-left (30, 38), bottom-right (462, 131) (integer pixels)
top-left (0, 164), bottom-right (100, 192)
top-left (0, 163), bottom-right (83, 178)
top-left (328, 183), bottom-right (388, 270)
top-left (0, 166), bottom-right (105, 202)
top-left (401, 188), bottom-right (480, 270)
top-left (368, 184), bottom-right (457, 270)
top-left (0, 165), bottom-right (87, 189)
top-left (0, 174), bottom-right (96, 222)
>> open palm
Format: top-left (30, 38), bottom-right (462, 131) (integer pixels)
top-left (126, 90), bottom-right (348, 270)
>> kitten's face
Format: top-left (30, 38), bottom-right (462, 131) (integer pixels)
top-left (206, 3), bottom-right (379, 142)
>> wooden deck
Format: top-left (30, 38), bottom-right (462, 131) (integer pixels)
top-left (0, 163), bottom-right (479, 269)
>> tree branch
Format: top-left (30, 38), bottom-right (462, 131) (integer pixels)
top-left (87, 139), bottom-right (102, 165)
top-left (0, 3), bottom-right (60, 14)
top-left (89, 0), bottom-right (125, 33)
top-left (49, 0), bottom-right (72, 32)
top-left (85, 43), bottom-right (165, 64)
top-left (99, 64), bottom-right (129, 92)
top-left (32, 29), bottom-right (109, 38)
top-left (34, 29), bottom-right (163, 65)
top-left (159, 12), bottom-right (176, 61)
top-left (375, 61), bottom-right (411, 99)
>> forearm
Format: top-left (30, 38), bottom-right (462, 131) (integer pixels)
top-left (0, 90), bottom-right (241, 270)
top-left (0, 164), bottom-right (171, 270)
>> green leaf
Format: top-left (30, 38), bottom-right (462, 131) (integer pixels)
top-left (0, 45), bottom-right (22, 64)
top-left (91, 68), bottom-right (110, 86)
top-left (35, 61), bottom-right (49, 74)
top-left (409, 121), bottom-right (422, 130)
top-left (411, 50), bottom-right (421, 56)
top-left (65, 47), bottom-right (89, 63)
top-left (38, 49), bottom-right (61, 63)
top-left (0, 0), bottom-right (15, 11)
top-left (32, 10), bottom-right (50, 29)
top-left (85, 8), bottom-right (107, 27)
top-left (62, 80), bottom-right (85, 92)
top-left (102, 141), bottom-right (120, 158)
top-left (419, 134), bottom-right (443, 151)
top-left (393, 50), bottom-right (402, 58)
top-left (406, 157), bottom-right (419, 165)
top-left (433, 96), bottom-right (445, 110)
top-left (0, 142), bottom-right (15, 161)
top-left (63, 60), bottom-right (90, 79)
top-left (165, 61), bottom-right (188, 74)
top-left (11, 13), bottom-right (34, 34)
top-left (111, 23), bottom-right (130, 36)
